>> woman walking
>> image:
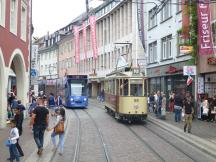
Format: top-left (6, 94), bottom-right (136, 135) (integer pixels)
top-left (48, 108), bottom-right (65, 155)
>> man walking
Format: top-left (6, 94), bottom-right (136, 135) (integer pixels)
top-left (14, 107), bottom-right (24, 157)
top-left (183, 96), bottom-right (194, 133)
top-left (174, 93), bottom-right (183, 122)
top-left (30, 97), bottom-right (49, 155)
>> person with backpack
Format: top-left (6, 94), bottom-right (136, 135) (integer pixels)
top-left (48, 108), bottom-right (65, 156)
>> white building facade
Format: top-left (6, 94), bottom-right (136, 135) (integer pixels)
top-left (77, 0), bottom-right (146, 97)
top-left (145, 0), bottom-right (194, 96)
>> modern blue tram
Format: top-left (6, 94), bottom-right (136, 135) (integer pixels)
top-left (64, 75), bottom-right (88, 108)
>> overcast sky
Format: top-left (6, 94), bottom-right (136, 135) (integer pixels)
top-left (32, 0), bottom-right (86, 37)
top-left (32, 0), bottom-right (104, 37)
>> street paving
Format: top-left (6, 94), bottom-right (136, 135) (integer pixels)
top-left (1, 99), bottom-right (216, 162)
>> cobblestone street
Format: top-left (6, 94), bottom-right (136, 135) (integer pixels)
top-left (1, 99), bottom-right (216, 162)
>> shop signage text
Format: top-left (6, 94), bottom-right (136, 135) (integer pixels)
top-left (197, 0), bottom-right (214, 55)
top-left (207, 57), bottom-right (216, 65)
top-left (179, 46), bottom-right (193, 54)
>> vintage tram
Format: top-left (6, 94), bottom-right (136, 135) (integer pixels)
top-left (104, 69), bottom-right (148, 122)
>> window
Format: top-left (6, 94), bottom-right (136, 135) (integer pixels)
top-left (0, 0), bottom-right (6, 27)
top-left (161, 0), bottom-right (172, 22)
top-left (148, 41), bottom-right (157, 63)
top-left (161, 35), bottom-right (172, 60)
top-left (212, 21), bottom-right (216, 47)
top-left (21, 3), bottom-right (27, 41)
top-left (10, 0), bottom-right (18, 34)
top-left (176, 0), bottom-right (182, 13)
top-left (148, 7), bottom-right (157, 29)
top-left (130, 80), bottom-right (143, 96)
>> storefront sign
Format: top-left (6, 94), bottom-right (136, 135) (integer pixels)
top-left (183, 66), bottom-right (196, 76)
top-left (198, 77), bottom-right (204, 94)
top-left (197, 0), bottom-right (214, 55)
top-left (147, 62), bottom-right (186, 78)
top-left (207, 57), bottom-right (216, 65)
top-left (179, 46), bottom-right (193, 54)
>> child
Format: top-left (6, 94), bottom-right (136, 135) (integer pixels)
top-left (8, 119), bottom-right (20, 162)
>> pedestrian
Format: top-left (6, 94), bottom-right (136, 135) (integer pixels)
top-left (17, 100), bottom-right (26, 112)
top-left (100, 89), bottom-right (105, 102)
top-left (183, 96), bottom-right (194, 133)
top-left (49, 93), bottom-right (56, 115)
top-left (14, 107), bottom-right (24, 157)
top-left (48, 108), bottom-right (65, 156)
top-left (11, 96), bottom-right (18, 117)
top-left (149, 93), bottom-right (155, 113)
top-left (169, 91), bottom-right (175, 113)
top-left (7, 119), bottom-right (20, 162)
top-left (56, 95), bottom-right (63, 107)
top-left (30, 97), bottom-right (49, 156)
top-left (161, 94), bottom-right (166, 117)
top-left (155, 91), bottom-right (162, 117)
top-left (174, 93), bottom-right (183, 122)
top-left (209, 96), bottom-right (216, 122)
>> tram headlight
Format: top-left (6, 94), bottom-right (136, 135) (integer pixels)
top-left (83, 98), bottom-right (87, 101)
top-left (70, 98), bottom-right (74, 101)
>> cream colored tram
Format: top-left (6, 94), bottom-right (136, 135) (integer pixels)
top-left (104, 70), bottom-right (148, 122)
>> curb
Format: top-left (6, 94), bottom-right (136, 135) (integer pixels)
top-left (148, 115), bottom-right (216, 159)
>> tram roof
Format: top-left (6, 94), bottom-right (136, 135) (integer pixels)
top-left (105, 71), bottom-right (146, 79)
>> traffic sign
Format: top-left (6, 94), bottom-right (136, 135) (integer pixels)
top-left (31, 69), bottom-right (37, 77)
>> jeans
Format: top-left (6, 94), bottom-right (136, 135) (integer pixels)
top-left (174, 106), bottom-right (182, 122)
top-left (9, 144), bottom-right (20, 162)
top-left (51, 132), bottom-right (64, 153)
top-left (33, 126), bottom-right (46, 149)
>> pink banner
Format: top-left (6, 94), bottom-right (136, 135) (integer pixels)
top-left (82, 22), bottom-right (87, 60)
top-left (198, 0), bottom-right (214, 55)
top-left (89, 16), bottom-right (98, 59)
top-left (74, 26), bottom-right (80, 64)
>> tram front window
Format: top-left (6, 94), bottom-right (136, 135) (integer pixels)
top-left (70, 83), bottom-right (86, 96)
top-left (130, 80), bottom-right (143, 96)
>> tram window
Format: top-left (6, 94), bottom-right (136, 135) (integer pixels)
top-left (130, 80), bottom-right (143, 96)
top-left (120, 79), bottom-right (129, 96)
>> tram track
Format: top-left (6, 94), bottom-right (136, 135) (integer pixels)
top-left (73, 109), bottom-right (111, 162)
top-left (88, 100), bottom-right (216, 161)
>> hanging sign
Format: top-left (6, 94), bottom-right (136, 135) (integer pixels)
top-left (180, 46), bottom-right (193, 54)
top-left (183, 66), bottom-right (196, 76)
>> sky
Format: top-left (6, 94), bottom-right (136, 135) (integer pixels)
top-left (32, 0), bottom-right (87, 37)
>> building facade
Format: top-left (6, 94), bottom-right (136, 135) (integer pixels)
top-left (75, 0), bottom-right (146, 97)
top-left (37, 32), bottom-right (59, 96)
top-left (0, 0), bottom-right (30, 127)
top-left (145, 0), bottom-right (194, 98)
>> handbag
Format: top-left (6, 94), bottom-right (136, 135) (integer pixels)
top-left (54, 120), bottom-right (64, 134)
top-left (4, 139), bottom-right (11, 147)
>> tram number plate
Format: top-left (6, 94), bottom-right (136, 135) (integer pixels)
top-left (134, 99), bottom-right (139, 102)
top-left (134, 105), bottom-right (139, 109)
